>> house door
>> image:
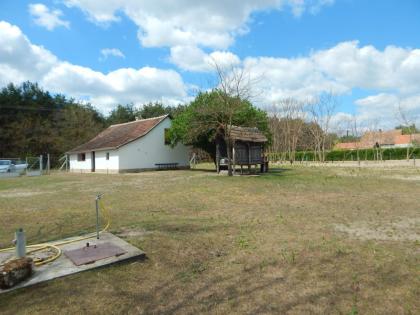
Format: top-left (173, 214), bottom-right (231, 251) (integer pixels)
top-left (91, 151), bottom-right (95, 172)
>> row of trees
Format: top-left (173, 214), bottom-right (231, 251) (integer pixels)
top-left (0, 82), bottom-right (104, 160)
top-left (268, 95), bottom-right (420, 162)
top-left (268, 94), bottom-right (338, 162)
top-left (107, 102), bottom-right (186, 125)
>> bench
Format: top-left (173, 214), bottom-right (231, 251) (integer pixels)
top-left (155, 163), bottom-right (179, 170)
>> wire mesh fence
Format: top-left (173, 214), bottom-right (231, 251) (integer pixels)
top-left (0, 156), bottom-right (45, 178)
top-left (26, 156), bottom-right (42, 176)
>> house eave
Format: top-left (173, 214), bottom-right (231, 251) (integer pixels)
top-left (66, 147), bottom-right (117, 154)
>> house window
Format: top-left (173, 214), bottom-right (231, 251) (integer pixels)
top-left (164, 128), bottom-right (171, 145)
top-left (106, 152), bottom-right (110, 160)
top-left (77, 153), bottom-right (86, 161)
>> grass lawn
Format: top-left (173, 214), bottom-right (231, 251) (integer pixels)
top-left (0, 165), bottom-right (419, 314)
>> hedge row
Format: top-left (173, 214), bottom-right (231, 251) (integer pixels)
top-left (268, 147), bottom-right (420, 162)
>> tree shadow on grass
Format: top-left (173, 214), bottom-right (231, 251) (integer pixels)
top-left (188, 168), bottom-right (217, 173)
top-left (254, 167), bottom-right (293, 179)
top-left (125, 262), bottom-right (283, 314)
top-left (123, 260), bottom-right (353, 314)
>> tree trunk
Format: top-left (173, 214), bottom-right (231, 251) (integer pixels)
top-left (226, 138), bottom-right (233, 176)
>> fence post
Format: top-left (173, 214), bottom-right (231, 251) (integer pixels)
top-left (40, 155), bottom-right (43, 174)
top-left (47, 154), bottom-right (50, 175)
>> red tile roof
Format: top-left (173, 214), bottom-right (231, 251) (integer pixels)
top-left (394, 134), bottom-right (411, 145)
top-left (360, 129), bottom-right (402, 147)
top-left (335, 130), bottom-right (420, 150)
top-left (228, 126), bottom-right (268, 142)
top-left (68, 115), bottom-right (168, 153)
top-left (335, 142), bottom-right (360, 150)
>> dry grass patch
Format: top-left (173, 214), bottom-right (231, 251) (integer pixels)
top-left (334, 217), bottom-right (420, 241)
top-left (0, 166), bottom-right (419, 314)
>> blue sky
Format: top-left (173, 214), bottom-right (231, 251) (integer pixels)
top-left (0, 0), bottom-right (419, 128)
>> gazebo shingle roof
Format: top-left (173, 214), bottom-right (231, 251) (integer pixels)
top-left (228, 126), bottom-right (267, 143)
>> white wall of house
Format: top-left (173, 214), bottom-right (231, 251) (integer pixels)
top-left (95, 150), bottom-right (119, 171)
top-left (69, 150), bottom-right (119, 173)
top-left (393, 143), bottom-right (411, 148)
top-left (118, 117), bottom-right (190, 170)
top-left (69, 117), bottom-right (190, 172)
top-left (69, 152), bottom-right (92, 172)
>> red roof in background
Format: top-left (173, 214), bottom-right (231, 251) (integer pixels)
top-left (335, 130), bottom-right (420, 150)
top-left (68, 115), bottom-right (168, 153)
top-left (335, 142), bottom-right (360, 150)
top-left (394, 134), bottom-right (411, 145)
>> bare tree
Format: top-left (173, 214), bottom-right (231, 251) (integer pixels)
top-left (344, 114), bottom-right (363, 165)
top-left (267, 106), bottom-right (284, 160)
top-left (267, 99), bottom-right (306, 162)
top-left (205, 61), bottom-right (259, 176)
top-left (397, 102), bottom-right (419, 160)
top-left (362, 118), bottom-right (382, 161)
top-left (306, 93), bottom-right (338, 162)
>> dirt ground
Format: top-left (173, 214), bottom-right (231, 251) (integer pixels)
top-left (0, 165), bottom-right (419, 314)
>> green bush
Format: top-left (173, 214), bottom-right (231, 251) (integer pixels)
top-left (268, 147), bottom-right (420, 162)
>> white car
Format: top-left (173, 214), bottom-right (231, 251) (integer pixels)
top-left (0, 160), bottom-right (28, 173)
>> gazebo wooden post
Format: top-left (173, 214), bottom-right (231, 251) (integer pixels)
top-left (232, 140), bottom-right (236, 175)
top-left (216, 141), bottom-right (220, 173)
top-left (247, 143), bottom-right (251, 174)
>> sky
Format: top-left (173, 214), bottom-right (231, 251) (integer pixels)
top-left (1, 0), bottom-right (420, 129)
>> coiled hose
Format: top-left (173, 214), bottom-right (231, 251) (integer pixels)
top-left (0, 200), bottom-right (111, 266)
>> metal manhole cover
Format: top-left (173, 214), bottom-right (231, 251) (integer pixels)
top-left (64, 242), bottom-right (127, 266)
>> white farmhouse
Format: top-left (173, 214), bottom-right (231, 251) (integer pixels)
top-left (68, 115), bottom-right (190, 173)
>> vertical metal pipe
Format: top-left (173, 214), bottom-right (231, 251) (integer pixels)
top-left (15, 228), bottom-right (26, 258)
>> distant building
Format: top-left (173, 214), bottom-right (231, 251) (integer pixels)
top-left (335, 129), bottom-right (420, 150)
top-left (67, 115), bottom-right (190, 173)
top-left (334, 142), bottom-right (360, 150)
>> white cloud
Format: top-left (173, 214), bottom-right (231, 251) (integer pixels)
top-left (244, 41), bottom-right (420, 98)
top-left (169, 46), bottom-right (240, 72)
top-left (290, 0), bottom-right (335, 17)
top-left (0, 21), bottom-right (57, 84)
top-left (240, 40), bottom-right (420, 125)
top-left (311, 41), bottom-right (420, 93)
top-left (100, 48), bottom-right (125, 61)
top-left (29, 3), bottom-right (70, 31)
top-left (0, 21), bottom-right (189, 112)
top-left (354, 93), bottom-right (420, 128)
top-left (64, 0), bottom-right (334, 50)
top-left (243, 55), bottom-right (348, 103)
top-left (64, 1), bottom-right (334, 74)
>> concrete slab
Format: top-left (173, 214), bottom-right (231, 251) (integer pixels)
top-left (0, 232), bottom-right (145, 293)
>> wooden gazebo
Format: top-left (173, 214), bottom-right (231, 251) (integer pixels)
top-left (216, 126), bottom-right (268, 174)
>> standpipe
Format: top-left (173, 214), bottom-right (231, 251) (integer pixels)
top-left (0, 196), bottom-right (111, 267)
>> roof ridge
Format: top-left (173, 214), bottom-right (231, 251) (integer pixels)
top-left (110, 114), bottom-right (168, 127)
